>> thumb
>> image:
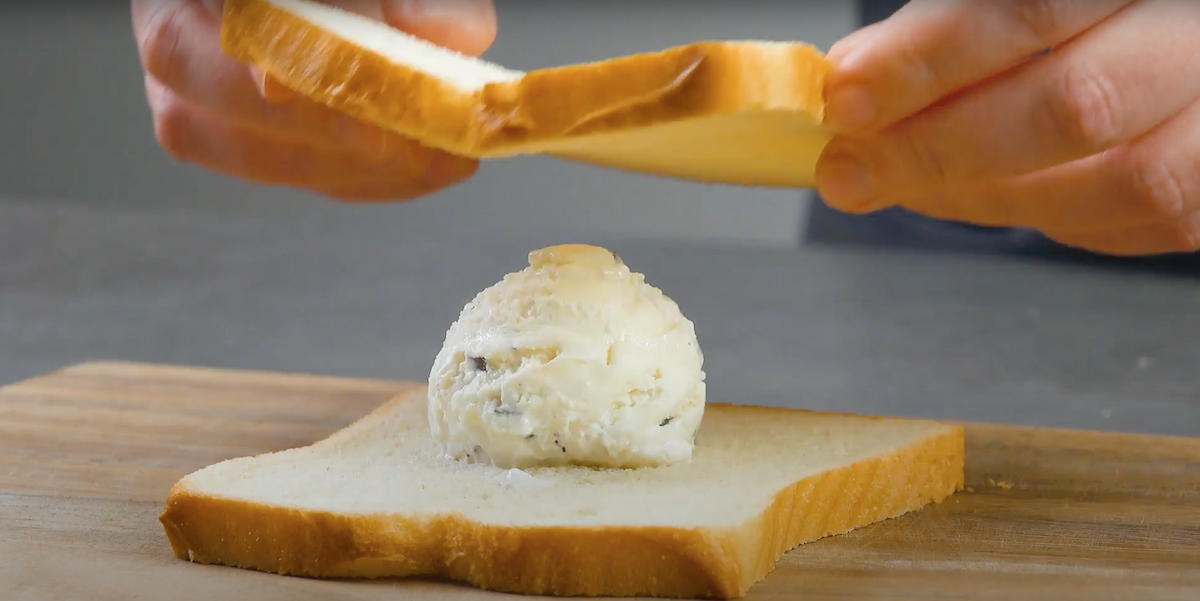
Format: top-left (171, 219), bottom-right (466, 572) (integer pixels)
top-left (208, 1), bottom-right (497, 56)
top-left (250, 0), bottom-right (498, 103)
top-left (380, 0), bottom-right (497, 57)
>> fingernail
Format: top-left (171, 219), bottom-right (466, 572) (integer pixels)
top-left (261, 78), bottom-right (294, 103)
top-left (386, 0), bottom-right (495, 53)
top-left (428, 152), bottom-right (479, 182)
top-left (394, 0), bottom-right (491, 20)
top-left (325, 0), bottom-right (385, 20)
top-left (249, 66), bottom-right (294, 103)
top-left (825, 24), bottom-right (879, 63)
top-left (826, 40), bottom-right (854, 63)
top-left (825, 85), bottom-right (876, 133)
top-left (388, 142), bottom-right (476, 183)
top-left (817, 150), bottom-right (877, 210)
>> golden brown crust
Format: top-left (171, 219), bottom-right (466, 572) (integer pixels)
top-left (219, 0), bottom-right (832, 160)
top-left (159, 396), bottom-right (963, 599)
top-left (220, 0), bottom-right (487, 152)
top-left (734, 424), bottom-right (964, 594)
top-left (473, 42), bottom-right (830, 156)
top-left (161, 493), bottom-right (735, 597)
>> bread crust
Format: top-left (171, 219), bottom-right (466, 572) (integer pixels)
top-left (160, 393), bottom-right (964, 599)
top-left (219, 0), bottom-right (831, 160)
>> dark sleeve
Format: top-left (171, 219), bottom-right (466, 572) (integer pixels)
top-left (859, 0), bottom-right (909, 25)
top-left (804, 0), bottom-right (1199, 271)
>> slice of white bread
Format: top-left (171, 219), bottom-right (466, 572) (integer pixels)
top-left (219, 0), bottom-right (834, 187)
top-left (159, 388), bottom-right (965, 599)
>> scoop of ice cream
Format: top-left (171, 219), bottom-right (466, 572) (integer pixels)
top-left (427, 244), bottom-right (706, 469)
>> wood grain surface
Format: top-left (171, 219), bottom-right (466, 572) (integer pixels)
top-left (2, 361), bottom-right (1198, 601)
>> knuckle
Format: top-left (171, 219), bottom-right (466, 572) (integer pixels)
top-left (892, 124), bottom-right (953, 185)
top-left (891, 35), bottom-right (944, 98)
top-left (137, 5), bottom-right (185, 84)
top-left (151, 94), bottom-right (197, 161)
top-left (1127, 153), bottom-right (1190, 221)
top-left (1007, 0), bottom-right (1072, 47)
top-left (1044, 61), bottom-right (1124, 152)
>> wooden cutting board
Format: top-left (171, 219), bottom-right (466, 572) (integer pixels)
top-left (2, 361), bottom-right (1198, 601)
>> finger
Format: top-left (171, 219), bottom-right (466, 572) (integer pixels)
top-left (200, 0), bottom-right (497, 57)
top-left (132, 0), bottom-right (401, 157)
top-left (316, 165), bottom-right (477, 203)
top-left (201, 0), bottom-right (293, 103)
top-left (818, 0), bottom-right (1200, 211)
top-left (249, 65), bottom-right (295, 103)
top-left (295, 0), bottom-right (498, 57)
top-left (199, 0), bottom-right (294, 103)
top-left (198, 0), bottom-right (223, 15)
top-left (825, 22), bottom-right (884, 64)
top-left (1044, 212), bottom-right (1200, 256)
top-left (824, 0), bottom-right (1134, 134)
top-left (909, 97), bottom-right (1200, 238)
top-left (381, 0), bottom-right (498, 57)
top-left (146, 75), bottom-right (476, 192)
top-left (213, 0), bottom-right (496, 106)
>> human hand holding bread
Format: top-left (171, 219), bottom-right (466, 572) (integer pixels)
top-left (131, 0), bottom-right (495, 201)
top-left (133, 0), bottom-right (1199, 256)
top-left (816, 0), bottom-right (1200, 256)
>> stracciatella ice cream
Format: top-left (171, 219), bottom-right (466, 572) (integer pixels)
top-left (428, 244), bottom-right (706, 469)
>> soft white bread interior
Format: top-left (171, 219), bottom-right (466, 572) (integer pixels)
top-left (160, 389), bottom-right (964, 599)
top-left (220, 0), bottom-right (834, 187)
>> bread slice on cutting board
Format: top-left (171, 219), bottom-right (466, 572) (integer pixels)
top-left (219, 0), bottom-right (834, 187)
top-left (159, 389), bottom-right (964, 599)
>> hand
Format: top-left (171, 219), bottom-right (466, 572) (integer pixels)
top-left (132, 0), bottom-right (496, 202)
top-left (815, 0), bottom-right (1200, 256)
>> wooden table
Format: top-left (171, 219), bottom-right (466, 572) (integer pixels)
top-left (3, 362), bottom-right (1198, 600)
